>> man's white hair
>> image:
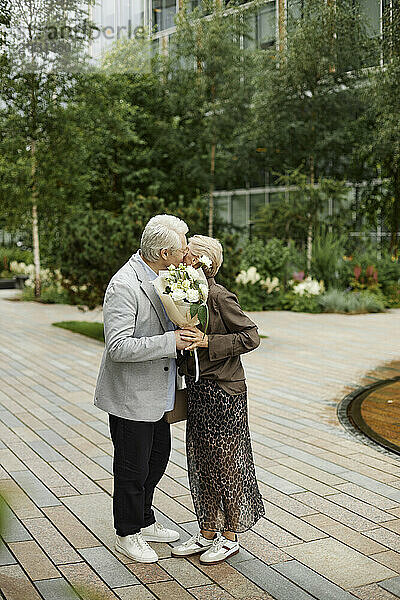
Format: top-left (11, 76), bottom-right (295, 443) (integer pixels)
top-left (141, 214), bottom-right (189, 262)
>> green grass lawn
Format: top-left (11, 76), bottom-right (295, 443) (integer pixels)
top-left (52, 321), bottom-right (268, 343)
top-left (52, 321), bottom-right (104, 342)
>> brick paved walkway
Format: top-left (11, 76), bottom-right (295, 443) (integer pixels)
top-left (1, 292), bottom-right (400, 600)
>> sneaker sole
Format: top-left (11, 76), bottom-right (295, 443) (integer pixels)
top-left (115, 544), bottom-right (158, 563)
top-left (171, 546), bottom-right (212, 557)
top-left (200, 548), bottom-right (240, 564)
top-left (142, 534), bottom-right (180, 543)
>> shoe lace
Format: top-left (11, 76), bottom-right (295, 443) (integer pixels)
top-left (183, 532), bottom-right (203, 547)
top-left (154, 522), bottom-right (167, 532)
top-left (134, 533), bottom-right (153, 551)
top-left (211, 534), bottom-right (225, 552)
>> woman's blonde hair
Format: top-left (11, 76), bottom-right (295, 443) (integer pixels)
top-left (189, 235), bottom-right (223, 277)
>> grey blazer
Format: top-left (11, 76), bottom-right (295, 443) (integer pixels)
top-left (94, 254), bottom-right (177, 422)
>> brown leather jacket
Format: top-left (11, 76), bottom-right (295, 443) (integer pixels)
top-left (178, 277), bottom-right (260, 395)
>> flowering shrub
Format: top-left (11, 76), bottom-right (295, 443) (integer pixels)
top-left (292, 276), bottom-right (325, 297)
top-left (236, 267), bottom-right (261, 286)
top-left (9, 262), bottom-right (88, 304)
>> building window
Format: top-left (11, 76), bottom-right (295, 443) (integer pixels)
top-left (153, 0), bottom-right (177, 32)
top-left (244, 1), bottom-right (276, 49)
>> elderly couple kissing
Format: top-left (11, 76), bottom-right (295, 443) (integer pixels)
top-left (94, 214), bottom-right (264, 565)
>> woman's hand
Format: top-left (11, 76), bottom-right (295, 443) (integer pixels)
top-left (179, 326), bottom-right (208, 351)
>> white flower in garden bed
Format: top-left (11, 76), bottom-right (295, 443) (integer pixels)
top-left (236, 266), bottom-right (261, 285)
top-left (261, 276), bottom-right (280, 294)
top-left (293, 276), bottom-right (325, 296)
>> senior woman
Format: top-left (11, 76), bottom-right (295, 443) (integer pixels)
top-left (171, 235), bottom-right (264, 564)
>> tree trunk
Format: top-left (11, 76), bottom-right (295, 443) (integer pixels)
top-left (31, 139), bottom-right (41, 298)
top-left (208, 139), bottom-right (216, 237)
top-left (306, 155), bottom-right (315, 272)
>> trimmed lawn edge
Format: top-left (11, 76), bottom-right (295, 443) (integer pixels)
top-left (53, 321), bottom-right (104, 342)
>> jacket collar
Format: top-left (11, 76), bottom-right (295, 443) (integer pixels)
top-left (129, 252), bottom-right (170, 332)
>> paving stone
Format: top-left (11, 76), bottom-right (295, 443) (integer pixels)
top-left (10, 470), bottom-right (61, 507)
top-left (0, 498), bottom-right (32, 543)
top-left (255, 467), bottom-right (305, 494)
top-left (234, 558), bottom-right (316, 600)
top-left (8, 540), bottom-right (60, 580)
top-left (153, 488), bottom-right (195, 523)
top-left (293, 492), bottom-right (377, 532)
top-left (126, 562), bottom-right (172, 583)
top-left (372, 551), bottom-right (400, 573)
top-left (114, 585), bottom-right (157, 599)
top-left (380, 577), bottom-right (400, 598)
top-left (93, 454), bottom-right (113, 473)
top-left (266, 464), bottom-right (335, 496)
top-left (0, 540), bottom-right (17, 566)
top-left (337, 471), bottom-right (400, 502)
top-left (303, 514), bottom-right (387, 555)
top-left (148, 580), bottom-right (198, 599)
top-left (273, 559), bottom-right (358, 599)
top-left (60, 561), bottom-right (120, 600)
top-left (239, 530), bottom-right (291, 564)
top-left (285, 538), bottom-right (396, 588)
top-left (364, 527), bottom-right (400, 552)
top-left (349, 582), bottom-right (400, 600)
top-left (257, 483), bottom-right (318, 517)
top-left (34, 576), bottom-right (81, 599)
top-left (326, 493), bottom-right (396, 523)
top-left (38, 429), bottom-right (69, 446)
top-left (0, 449), bottom-right (26, 472)
top-left (0, 478), bottom-right (42, 519)
top-left (160, 557), bottom-right (211, 587)
top-left (187, 585), bottom-right (238, 599)
top-left (0, 564), bottom-right (43, 600)
top-left (79, 546), bottom-right (139, 588)
top-left (252, 517), bottom-right (302, 547)
top-left (43, 505), bottom-right (99, 548)
top-left (261, 501), bottom-right (327, 541)
top-left (22, 517), bottom-right (81, 564)
top-left (27, 439), bottom-right (65, 462)
top-left (189, 556), bottom-right (271, 599)
top-left (334, 484), bottom-right (400, 512)
top-left (50, 460), bottom-right (102, 494)
top-left (62, 492), bottom-right (115, 549)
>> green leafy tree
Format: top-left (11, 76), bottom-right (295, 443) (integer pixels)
top-left (163, 0), bottom-right (259, 236)
top-left (358, 2), bottom-right (400, 257)
top-left (250, 0), bottom-right (374, 187)
top-left (0, 0), bottom-right (95, 296)
top-left (254, 170), bottom-right (350, 270)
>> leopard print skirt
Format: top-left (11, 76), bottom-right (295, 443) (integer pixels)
top-left (185, 375), bottom-right (265, 533)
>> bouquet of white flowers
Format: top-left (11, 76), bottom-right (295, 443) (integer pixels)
top-left (153, 258), bottom-right (210, 382)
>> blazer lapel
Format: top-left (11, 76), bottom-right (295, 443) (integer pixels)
top-left (129, 255), bottom-right (170, 333)
top-left (140, 279), bottom-right (170, 332)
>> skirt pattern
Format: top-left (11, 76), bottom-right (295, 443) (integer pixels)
top-left (186, 375), bottom-right (265, 533)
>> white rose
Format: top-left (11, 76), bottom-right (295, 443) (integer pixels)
top-left (200, 255), bottom-right (212, 269)
top-left (186, 288), bottom-right (200, 303)
top-left (172, 288), bottom-right (186, 302)
top-left (186, 265), bottom-right (198, 279)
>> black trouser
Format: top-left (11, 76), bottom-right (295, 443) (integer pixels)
top-left (109, 414), bottom-right (171, 536)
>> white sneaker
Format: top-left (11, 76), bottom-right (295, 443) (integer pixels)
top-left (115, 533), bottom-right (158, 563)
top-left (199, 534), bottom-right (239, 564)
top-left (171, 532), bottom-right (215, 557)
top-left (141, 521), bottom-right (180, 543)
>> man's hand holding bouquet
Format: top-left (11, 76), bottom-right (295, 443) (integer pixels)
top-left (153, 257), bottom-right (211, 382)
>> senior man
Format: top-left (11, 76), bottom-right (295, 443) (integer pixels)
top-left (94, 214), bottom-right (191, 563)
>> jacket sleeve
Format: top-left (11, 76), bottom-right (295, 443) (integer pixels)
top-left (103, 281), bottom-right (177, 363)
top-left (207, 289), bottom-right (260, 362)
